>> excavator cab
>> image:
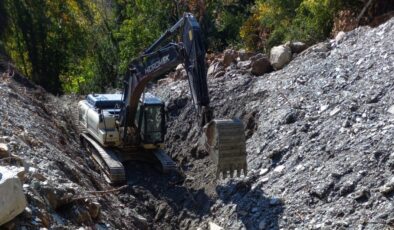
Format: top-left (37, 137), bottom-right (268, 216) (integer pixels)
top-left (137, 93), bottom-right (166, 148)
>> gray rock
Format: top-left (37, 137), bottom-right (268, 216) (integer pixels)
top-left (379, 177), bottom-right (394, 194)
top-left (335, 31), bottom-right (346, 44)
top-left (352, 188), bottom-right (369, 201)
top-left (250, 53), bottom-right (271, 75)
top-left (0, 166), bottom-right (27, 225)
top-left (207, 62), bottom-right (223, 77)
top-left (270, 45), bottom-right (292, 70)
top-left (289, 41), bottom-right (308, 54)
top-left (312, 42), bottom-right (330, 53)
top-left (222, 49), bottom-right (238, 67)
top-left (387, 105), bottom-right (394, 115)
top-left (237, 60), bottom-right (251, 69)
top-left (209, 222), bottom-right (224, 230)
top-left (154, 203), bottom-right (167, 221)
top-left (339, 180), bottom-right (355, 196)
top-left (0, 143), bottom-right (9, 158)
top-left (238, 49), bottom-right (256, 61)
top-left (173, 64), bottom-right (187, 80)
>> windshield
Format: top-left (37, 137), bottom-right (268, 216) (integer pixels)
top-left (144, 105), bottom-right (163, 143)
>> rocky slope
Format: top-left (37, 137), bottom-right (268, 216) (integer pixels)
top-left (153, 17), bottom-right (394, 229)
top-left (0, 69), bottom-right (143, 229)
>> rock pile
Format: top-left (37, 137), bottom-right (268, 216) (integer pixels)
top-left (154, 17), bottom-right (394, 229)
top-left (214, 41), bottom-right (307, 77)
top-left (0, 72), bottom-right (141, 229)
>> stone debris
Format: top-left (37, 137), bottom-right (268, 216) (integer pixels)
top-left (335, 31), bottom-right (346, 43)
top-left (387, 105), bottom-right (394, 115)
top-left (238, 49), bottom-right (256, 61)
top-left (0, 166), bottom-right (27, 225)
top-left (209, 222), bottom-right (224, 230)
top-left (0, 143), bottom-right (9, 158)
top-left (153, 18), bottom-right (394, 229)
top-left (289, 41), bottom-right (307, 54)
top-left (222, 49), bottom-right (238, 67)
top-left (379, 177), bottom-right (394, 195)
top-left (250, 53), bottom-right (271, 76)
top-left (270, 44), bottom-right (292, 70)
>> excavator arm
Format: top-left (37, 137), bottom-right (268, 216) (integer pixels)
top-left (120, 13), bottom-right (212, 138)
top-left (119, 13), bottom-right (247, 178)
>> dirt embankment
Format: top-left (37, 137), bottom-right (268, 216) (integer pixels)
top-left (0, 17), bottom-right (393, 230)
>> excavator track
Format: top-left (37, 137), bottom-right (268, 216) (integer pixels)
top-left (81, 133), bottom-right (126, 184)
top-left (153, 149), bottom-right (177, 173)
top-left (116, 147), bottom-right (177, 174)
top-left (204, 119), bottom-right (247, 179)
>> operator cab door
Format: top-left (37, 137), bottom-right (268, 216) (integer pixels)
top-left (137, 103), bottom-right (166, 145)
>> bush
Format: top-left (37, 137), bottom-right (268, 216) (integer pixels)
top-left (288, 0), bottom-right (338, 44)
top-left (239, 0), bottom-right (359, 50)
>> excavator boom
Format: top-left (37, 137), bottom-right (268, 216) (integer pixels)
top-left (77, 13), bottom-right (247, 183)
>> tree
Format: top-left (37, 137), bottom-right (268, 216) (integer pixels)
top-left (3, 0), bottom-right (89, 93)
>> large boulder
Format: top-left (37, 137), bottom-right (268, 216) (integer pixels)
top-left (250, 53), bottom-right (272, 76)
top-left (270, 45), bottom-right (292, 70)
top-left (0, 166), bottom-right (27, 225)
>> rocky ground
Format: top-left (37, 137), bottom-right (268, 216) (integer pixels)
top-left (0, 16), bottom-right (393, 230)
top-left (153, 17), bottom-right (394, 229)
top-left (0, 69), bottom-right (145, 229)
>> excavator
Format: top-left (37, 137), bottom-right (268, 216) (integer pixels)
top-left (76, 13), bottom-right (247, 184)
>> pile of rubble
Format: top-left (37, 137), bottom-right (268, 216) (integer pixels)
top-left (153, 17), bottom-right (394, 229)
top-left (161, 40), bottom-right (308, 85)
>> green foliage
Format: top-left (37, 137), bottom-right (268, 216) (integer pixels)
top-left (3, 0), bottom-right (89, 93)
top-left (2, 0), bottom-right (119, 94)
top-left (114, 0), bottom-right (177, 72)
top-left (240, 0), bottom-right (357, 51)
top-left (0, 0), bottom-right (364, 94)
top-left (288, 0), bottom-right (339, 44)
top-left (203, 0), bottom-right (254, 50)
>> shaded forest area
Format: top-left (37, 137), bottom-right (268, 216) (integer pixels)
top-left (0, 0), bottom-right (393, 94)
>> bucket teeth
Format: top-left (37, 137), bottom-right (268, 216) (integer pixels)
top-left (216, 165), bottom-right (248, 179)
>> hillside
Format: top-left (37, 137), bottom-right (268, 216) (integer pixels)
top-left (0, 17), bottom-right (393, 229)
top-left (153, 17), bottom-right (394, 229)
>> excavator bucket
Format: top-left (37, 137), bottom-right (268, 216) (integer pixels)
top-left (204, 119), bottom-right (247, 179)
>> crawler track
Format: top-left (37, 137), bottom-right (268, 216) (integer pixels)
top-left (81, 133), bottom-right (126, 184)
